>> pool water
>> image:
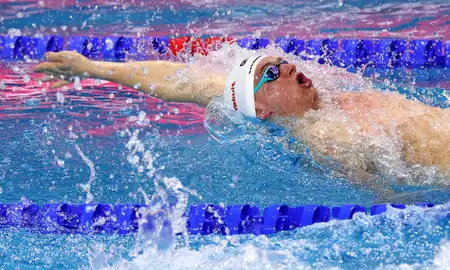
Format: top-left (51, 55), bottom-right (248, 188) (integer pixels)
top-left (1, 0), bottom-right (450, 269)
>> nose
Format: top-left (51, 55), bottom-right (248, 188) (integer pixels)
top-left (280, 63), bottom-right (296, 77)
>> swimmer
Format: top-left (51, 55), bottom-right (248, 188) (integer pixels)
top-left (33, 51), bottom-right (450, 188)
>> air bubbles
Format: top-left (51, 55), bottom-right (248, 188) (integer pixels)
top-left (0, 80), bottom-right (5, 90)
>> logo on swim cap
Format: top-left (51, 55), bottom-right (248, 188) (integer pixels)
top-left (231, 81), bottom-right (237, 111)
top-left (223, 55), bottom-right (265, 117)
top-left (248, 56), bottom-right (262, 74)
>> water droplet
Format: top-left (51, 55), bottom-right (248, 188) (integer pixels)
top-left (17, 12), bottom-right (24, 18)
top-left (148, 83), bottom-right (156, 94)
top-left (25, 98), bottom-right (40, 107)
top-left (172, 108), bottom-right (179, 114)
top-left (8, 28), bottom-right (22, 36)
top-left (74, 77), bottom-right (82, 90)
top-left (56, 158), bottom-right (65, 167)
top-left (23, 74), bottom-right (30, 83)
top-left (105, 38), bottom-right (114, 50)
top-left (56, 91), bottom-right (65, 104)
top-left (138, 111), bottom-right (146, 123)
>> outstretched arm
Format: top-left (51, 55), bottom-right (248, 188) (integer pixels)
top-left (33, 51), bottom-right (225, 106)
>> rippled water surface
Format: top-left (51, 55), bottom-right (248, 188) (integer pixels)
top-left (0, 0), bottom-right (449, 39)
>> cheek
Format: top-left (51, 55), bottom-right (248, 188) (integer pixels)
top-left (287, 87), bottom-right (304, 104)
top-left (266, 84), bottom-right (284, 99)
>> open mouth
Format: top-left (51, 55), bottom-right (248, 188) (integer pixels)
top-left (296, 72), bottom-right (312, 87)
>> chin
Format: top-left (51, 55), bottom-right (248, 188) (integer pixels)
top-left (312, 89), bottom-right (320, 109)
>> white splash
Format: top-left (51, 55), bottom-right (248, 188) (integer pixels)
top-left (433, 238), bottom-right (450, 269)
top-left (75, 144), bottom-right (96, 203)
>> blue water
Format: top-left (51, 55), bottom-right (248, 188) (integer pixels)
top-left (1, 0), bottom-right (450, 269)
top-left (0, 65), bottom-right (449, 268)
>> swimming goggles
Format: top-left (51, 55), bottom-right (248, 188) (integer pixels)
top-left (254, 60), bottom-right (289, 94)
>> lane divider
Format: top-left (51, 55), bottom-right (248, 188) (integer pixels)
top-left (0, 202), bottom-right (438, 235)
top-left (0, 35), bottom-right (449, 69)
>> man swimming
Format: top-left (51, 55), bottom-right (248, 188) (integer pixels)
top-left (33, 50), bottom-right (450, 187)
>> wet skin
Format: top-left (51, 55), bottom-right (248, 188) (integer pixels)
top-left (253, 56), bottom-right (320, 119)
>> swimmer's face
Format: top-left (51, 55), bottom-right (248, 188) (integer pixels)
top-left (253, 56), bottom-right (319, 119)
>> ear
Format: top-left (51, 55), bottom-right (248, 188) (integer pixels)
top-left (255, 100), bottom-right (272, 120)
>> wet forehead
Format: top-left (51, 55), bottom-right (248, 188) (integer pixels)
top-left (253, 56), bottom-right (283, 85)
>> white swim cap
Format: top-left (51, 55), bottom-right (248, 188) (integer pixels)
top-left (223, 55), bottom-right (265, 117)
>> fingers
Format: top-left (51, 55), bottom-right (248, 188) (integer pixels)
top-left (37, 75), bottom-right (73, 89)
top-left (33, 62), bottom-right (63, 73)
top-left (37, 75), bottom-right (56, 82)
top-left (44, 52), bottom-right (64, 62)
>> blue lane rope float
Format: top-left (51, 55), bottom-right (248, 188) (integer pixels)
top-left (0, 202), bottom-right (441, 235)
top-left (0, 35), bottom-right (449, 69)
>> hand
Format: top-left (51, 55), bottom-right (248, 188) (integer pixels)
top-left (33, 51), bottom-right (94, 89)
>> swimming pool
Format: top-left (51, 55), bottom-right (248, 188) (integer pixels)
top-left (1, 1), bottom-right (450, 269)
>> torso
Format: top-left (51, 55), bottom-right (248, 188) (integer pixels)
top-left (286, 91), bottom-right (450, 185)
